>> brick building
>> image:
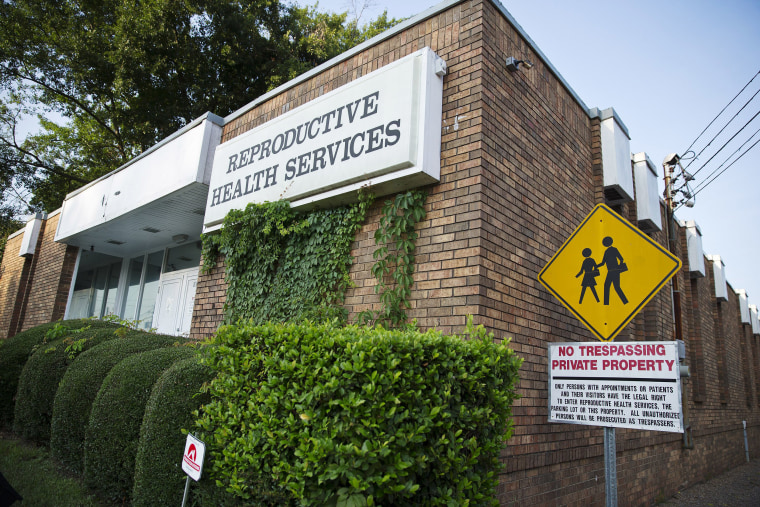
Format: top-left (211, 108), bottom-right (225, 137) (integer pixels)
top-left (1, 0), bottom-right (759, 504)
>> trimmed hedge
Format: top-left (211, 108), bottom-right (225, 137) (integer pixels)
top-left (0, 319), bottom-right (118, 428)
top-left (12, 325), bottom-right (124, 443)
top-left (51, 332), bottom-right (182, 473)
top-left (132, 356), bottom-right (227, 507)
top-left (83, 346), bottom-right (195, 503)
top-left (196, 320), bottom-right (522, 506)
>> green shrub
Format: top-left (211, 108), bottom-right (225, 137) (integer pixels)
top-left (132, 356), bottom-right (245, 507)
top-left (132, 356), bottom-right (212, 506)
top-left (0, 319), bottom-right (117, 428)
top-left (196, 319), bottom-right (522, 506)
top-left (51, 332), bottom-right (182, 473)
top-left (83, 345), bottom-right (195, 503)
top-left (12, 325), bottom-right (124, 443)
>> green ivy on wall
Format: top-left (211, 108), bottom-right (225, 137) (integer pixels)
top-left (201, 191), bottom-right (373, 325)
top-left (359, 189), bottom-right (427, 328)
top-left (201, 188), bottom-right (426, 328)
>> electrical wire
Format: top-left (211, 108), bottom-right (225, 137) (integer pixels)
top-left (684, 87), bottom-right (760, 175)
top-left (684, 108), bottom-right (760, 180)
top-left (691, 138), bottom-right (760, 198)
top-left (674, 135), bottom-right (760, 211)
top-left (689, 126), bottom-right (760, 194)
top-left (681, 69), bottom-right (760, 161)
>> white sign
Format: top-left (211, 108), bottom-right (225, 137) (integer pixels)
top-left (181, 433), bottom-right (206, 481)
top-left (203, 47), bottom-right (445, 231)
top-left (548, 342), bottom-right (683, 433)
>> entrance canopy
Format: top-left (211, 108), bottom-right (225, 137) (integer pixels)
top-left (55, 113), bottom-right (223, 258)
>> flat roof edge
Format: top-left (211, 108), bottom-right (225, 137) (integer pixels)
top-left (63, 112), bottom-right (223, 201)
top-left (225, 0), bottom-right (592, 123)
top-left (589, 106), bottom-right (631, 138)
top-left (489, 0), bottom-right (590, 114)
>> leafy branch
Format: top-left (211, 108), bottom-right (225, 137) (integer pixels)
top-left (358, 189), bottom-right (427, 328)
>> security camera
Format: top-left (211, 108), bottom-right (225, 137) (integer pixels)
top-left (663, 153), bottom-right (680, 166)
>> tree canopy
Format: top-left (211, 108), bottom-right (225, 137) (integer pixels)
top-left (0, 0), bottom-right (399, 230)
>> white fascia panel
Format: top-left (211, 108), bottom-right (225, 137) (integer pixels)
top-left (632, 152), bottom-right (662, 232)
top-left (737, 289), bottom-right (750, 324)
top-left (106, 119), bottom-right (220, 221)
top-left (18, 214), bottom-right (43, 257)
top-left (55, 177), bottom-right (112, 242)
top-left (681, 220), bottom-right (705, 277)
top-left (706, 255), bottom-right (727, 301)
top-left (600, 109), bottom-right (634, 204)
top-left (55, 115), bottom-right (222, 243)
top-left (750, 305), bottom-right (759, 335)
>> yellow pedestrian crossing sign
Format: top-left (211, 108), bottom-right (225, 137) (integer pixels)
top-left (538, 204), bottom-right (681, 342)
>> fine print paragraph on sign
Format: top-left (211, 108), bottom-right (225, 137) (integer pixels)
top-left (548, 342), bottom-right (683, 433)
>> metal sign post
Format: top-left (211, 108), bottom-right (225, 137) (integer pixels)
top-left (604, 427), bottom-right (617, 507)
top-left (181, 476), bottom-right (192, 507)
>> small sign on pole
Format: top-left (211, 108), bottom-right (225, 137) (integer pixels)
top-left (181, 433), bottom-right (206, 507)
top-left (182, 433), bottom-right (206, 481)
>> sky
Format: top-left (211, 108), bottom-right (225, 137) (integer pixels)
top-left (308, 0), bottom-right (760, 315)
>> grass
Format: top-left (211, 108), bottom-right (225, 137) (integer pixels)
top-left (0, 431), bottom-right (105, 506)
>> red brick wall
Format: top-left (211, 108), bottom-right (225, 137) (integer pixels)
top-left (196, 0), bottom-right (489, 336)
top-left (19, 212), bottom-right (77, 332)
top-left (0, 212), bottom-right (78, 340)
top-left (188, 1), bottom-right (760, 505)
top-left (0, 232), bottom-right (32, 339)
top-left (189, 255), bottom-right (227, 341)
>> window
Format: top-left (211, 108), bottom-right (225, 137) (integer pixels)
top-left (136, 251), bottom-right (164, 330)
top-left (67, 251), bottom-right (123, 319)
top-left (67, 243), bottom-right (199, 332)
top-left (164, 241), bottom-right (202, 273)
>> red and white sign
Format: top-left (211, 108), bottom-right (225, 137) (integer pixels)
top-left (548, 342), bottom-right (683, 433)
top-left (181, 434), bottom-right (206, 481)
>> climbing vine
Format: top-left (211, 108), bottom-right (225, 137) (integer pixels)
top-left (201, 191), bottom-right (373, 325)
top-left (358, 189), bottom-right (427, 328)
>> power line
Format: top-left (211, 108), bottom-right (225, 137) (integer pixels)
top-left (675, 135), bottom-right (760, 211)
top-left (690, 126), bottom-right (760, 194)
top-left (692, 137), bottom-right (760, 198)
top-left (684, 108), bottom-right (760, 180)
top-left (681, 69), bottom-right (760, 160)
top-left (684, 86), bottom-right (760, 175)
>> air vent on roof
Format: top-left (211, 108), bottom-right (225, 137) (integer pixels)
top-left (142, 227), bottom-right (161, 233)
top-left (106, 240), bottom-right (125, 245)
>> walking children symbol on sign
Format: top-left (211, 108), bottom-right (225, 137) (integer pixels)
top-left (539, 204), bottom-right (682, 342)
top-left (576, 237), bottom-right (629, 306)
top-left (575, 247), bottom-right (600, 304)
top-left (598, 236), bottom-right (628, 306)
